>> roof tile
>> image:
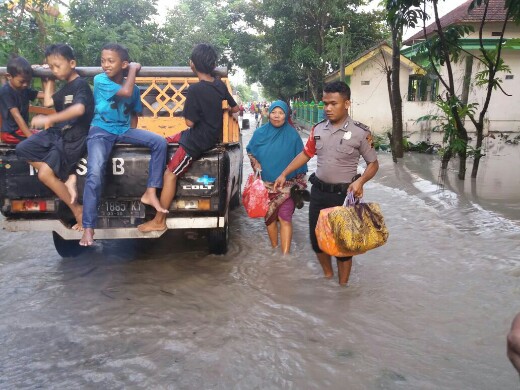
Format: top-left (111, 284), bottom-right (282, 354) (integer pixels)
top-left (404, 0), bottom-right (509, 45)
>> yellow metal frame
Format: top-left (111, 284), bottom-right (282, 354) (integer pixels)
top-left (135, 76), bottom-right (240, 143)
top-left (2, 75), bottom-right (239, 144)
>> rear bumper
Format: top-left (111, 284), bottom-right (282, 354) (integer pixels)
top-left (1, 216), bottom-right (226, 240)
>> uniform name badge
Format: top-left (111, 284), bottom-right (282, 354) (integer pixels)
top-left (343, 131), bottom-right (352, 140)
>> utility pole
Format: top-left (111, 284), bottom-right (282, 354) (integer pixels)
top-left (339, 25), bottom-right (345, 83)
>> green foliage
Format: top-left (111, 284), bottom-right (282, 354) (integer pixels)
top-left (230, 0), bottom-right (387, 101)
top-left (474, 54), bottom-right (511, 88)
top-left (68, 0), bottom-right (157, 28)
top-left (234, 83), bottom-right (254, 103)
top-left (385, 0), bottom-right (426, 30)
top-left (371, 133), bottom-right (387, 151)
top-left (67, 0), bottom-right (171, 66)
top-left (162, 0), bottom-right (241, 68)
top-left (504, 38), bottom-right (520, 50)
top-left (402, 136), bottom-right (410, 151)
top-left (1, 0), bottom-right (388, 104)
top-left (416, 97), bottom-right (479, 157)
top-left (406, 140), bottom-right (436, 153)
top-left (0, 0), bottom-right (70, 64)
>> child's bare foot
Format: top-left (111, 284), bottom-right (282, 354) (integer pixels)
top-left (65, 174), bottom-right (78, 204)
top-left (141, 190), bottom-right (169, 214)
top-left (79, 228), bottom-right (95, 246)
top-left (138, 219), bottom-right (167, 232)
top-left (72, 206), bottom-right (83, 231)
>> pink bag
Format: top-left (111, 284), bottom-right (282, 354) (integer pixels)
top-left (242, 172), bottom-right (269, 218)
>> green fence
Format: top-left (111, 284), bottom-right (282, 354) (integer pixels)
top-left (293, 101), bottom-right (325, 126)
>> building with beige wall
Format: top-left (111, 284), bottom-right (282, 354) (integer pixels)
top-left (326, 0), bottom-right (520, 145)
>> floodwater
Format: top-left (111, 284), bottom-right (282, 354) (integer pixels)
top-left (1, 113), bottom-right (519, 389)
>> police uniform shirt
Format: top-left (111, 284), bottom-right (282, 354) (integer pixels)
top-left (303, 117), bottom-right (377, 184)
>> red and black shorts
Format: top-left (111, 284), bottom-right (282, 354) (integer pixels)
top-left (1, 129), bottom-right (39, 144)
top-left (166, 132), bottom-right (193, 176)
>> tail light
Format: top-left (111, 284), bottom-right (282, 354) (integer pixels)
top-left (10, 199), bottom-right (56, 212)
top-left (171, 199), bottom-right (211, 210)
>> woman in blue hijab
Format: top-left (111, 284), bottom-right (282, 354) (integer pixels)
top-left (246, 100), bottom-right (307, 254)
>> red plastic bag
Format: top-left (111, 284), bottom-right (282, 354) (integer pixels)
top-left (242, 172), bottom-right (269, 218)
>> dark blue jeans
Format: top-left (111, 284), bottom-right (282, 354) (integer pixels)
top-left (82, 126), bottom-right (167, 228)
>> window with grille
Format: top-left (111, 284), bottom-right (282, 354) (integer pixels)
top-left (407, 75), bottom-right (438, 102)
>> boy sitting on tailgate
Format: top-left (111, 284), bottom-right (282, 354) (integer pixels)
top-left (138, 43), bottom-right (239, 232)
top-left (0, 56), bottom-right (44, 143)
top-left (16, 44), bottom-right (95, 229)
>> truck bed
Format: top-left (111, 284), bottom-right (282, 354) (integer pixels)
top-left (0, 66), bottom-right (242, 256)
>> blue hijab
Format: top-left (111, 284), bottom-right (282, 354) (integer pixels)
top-left (246, 100), bottom-right (307, 182)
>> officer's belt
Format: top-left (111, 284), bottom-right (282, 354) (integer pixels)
top-left (309, 172), bottom-right (352, 194)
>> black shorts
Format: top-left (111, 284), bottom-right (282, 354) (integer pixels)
top-left (15, 128), bottom-right (86, 180)
top-left (308, 185), bottom-right (352, 261)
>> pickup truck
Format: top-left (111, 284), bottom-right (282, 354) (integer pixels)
top-left (0, 67), bottom-right (242, 256)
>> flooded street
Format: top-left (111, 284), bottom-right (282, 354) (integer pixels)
top-left (1, 115), bottom-right (520, 389)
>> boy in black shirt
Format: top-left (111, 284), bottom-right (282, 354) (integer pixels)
top-left (138, 43), bottom-right (239, 232)
top-left (0, 56), bottom-right (43, 143)
top-left (16, 44), bottom-right (94, 229)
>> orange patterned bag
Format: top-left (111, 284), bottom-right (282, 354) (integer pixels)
top-left (315, 193), bottom-right (389, 257)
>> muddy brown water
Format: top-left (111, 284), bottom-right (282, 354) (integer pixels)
top-left (1, 117), bottom-right (519, 389)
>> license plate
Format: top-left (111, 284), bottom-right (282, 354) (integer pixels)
top-left (99, 200), bottom-right (144, 218)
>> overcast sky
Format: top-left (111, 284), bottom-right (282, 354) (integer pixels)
top-left (155, 0), bottom-right (175, 23)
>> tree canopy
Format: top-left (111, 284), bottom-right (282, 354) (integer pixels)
top-left (0, 0), bottom-right (68, 63)
top-left (1, 0), bottom-right (388, 102)
top-left (161, 0), bottom-right (241, 68)
top-left (67, 0), bottom-right (172, 65)
top-left (228, 0), bottom-right (388, 101)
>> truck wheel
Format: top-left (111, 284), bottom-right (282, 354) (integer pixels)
top-left (52, 231), bottom-right (86, 258)
top-left (208, 223), bottom-right (229, 255)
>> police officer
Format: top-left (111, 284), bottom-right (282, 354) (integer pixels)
top-left (274, 81), bottom-right (379, 286)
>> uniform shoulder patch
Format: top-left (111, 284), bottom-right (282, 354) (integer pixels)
top-left (353, 121), bottom-right (370, 131)
top-left (314, 118), bottom-right (327, 126)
